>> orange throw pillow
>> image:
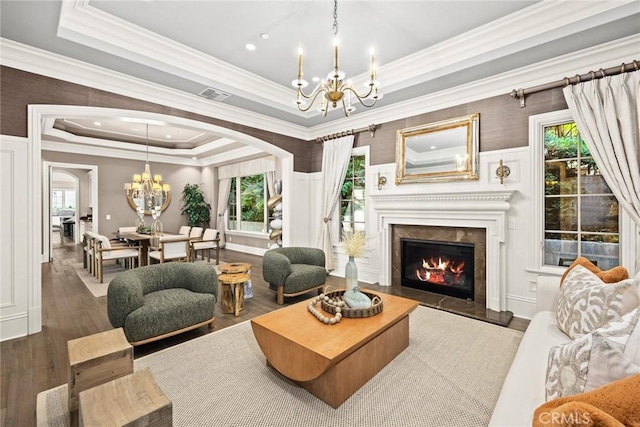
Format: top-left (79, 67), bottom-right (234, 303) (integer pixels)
top-left (560, 256), bottom-right (629, 285)
top-left (533, 374), bottom-right (640, 427)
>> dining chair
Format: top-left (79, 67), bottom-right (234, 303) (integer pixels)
top-left (178, 226), bottom-right (191, 236)
top-left (113, 226), bottom-right (139, 266)
top-left (147, 235), bottom-right (190, 264)
top-left (186, 227), bottom-right (204, 261)
top-left (94, 234), bottom-right (141, 283)
top-left (190, 228), bottom-right (220, 264)
top-left (52, 216), bottom-right (63, 243)
top-left (83, 231), bottom-right (97, 274)
top-left (189, 227), bottom-right (203, 239)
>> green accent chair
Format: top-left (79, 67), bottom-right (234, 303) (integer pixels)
top-left (107, 262), bottom-right (218, 345)
top-left (263, 247), bottom-right (326, 305)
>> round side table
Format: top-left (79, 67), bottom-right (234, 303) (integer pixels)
top-left (218, 272), bottom-right (250, 317)
top-left (219, 262), bottom-right (253, 299)
top-left (219, 262), bottom-right (251, 274)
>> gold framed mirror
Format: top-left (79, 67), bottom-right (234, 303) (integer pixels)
top-left (126, 191), bottom-right (171, 216)
top-left (395, 113), bottom-right (480, 184)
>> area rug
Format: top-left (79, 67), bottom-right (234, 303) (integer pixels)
top-left (72, 262), bottom-right (221, 298)
top-left (71, 263), bottom-right (121, 298)
top-left (37, 306), bottom-right (523, 427)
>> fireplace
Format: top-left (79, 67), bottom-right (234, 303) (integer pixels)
top-left (371, 190), bottom-right (514, 315)
top-left (391, 224), bottom-right (487, 306)
top-left (401, 238), bottom-right (475, 300)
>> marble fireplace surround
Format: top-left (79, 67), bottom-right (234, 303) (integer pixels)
top-left (370, 190), bottom-right (515, 312)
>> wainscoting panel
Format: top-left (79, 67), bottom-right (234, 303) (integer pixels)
top-left (0, 136), bottom-right (30, 341)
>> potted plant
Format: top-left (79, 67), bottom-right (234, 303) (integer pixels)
top-left (180, 183), bottom-right (211, 228)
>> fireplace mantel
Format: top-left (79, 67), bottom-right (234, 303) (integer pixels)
top-left (370, 191), bottom-right (514, 210)
top-left (371, 190), bottom-right (516, 312)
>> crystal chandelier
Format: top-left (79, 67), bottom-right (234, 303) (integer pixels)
top-left (124, 124), bottom-right (170, 233)
top-left (292, 0), bottom-right (380, 117)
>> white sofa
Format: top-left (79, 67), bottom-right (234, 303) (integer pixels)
top-left (488, 275), bottom-right (567, 427)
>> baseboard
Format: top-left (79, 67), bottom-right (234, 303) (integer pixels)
top-left (0, 312), bottom-right (29, 342)
top-left (224, 242), bottom-right (267, 257)
top-left (29, 305), bottom-right (42, 334)
top-left (505, 294), bottom-right (537, 320)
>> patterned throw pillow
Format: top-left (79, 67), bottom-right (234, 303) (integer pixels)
top-left (546, 308), bottom-right (640, 400)
top-left (556, 265), bottom-right (638, 339)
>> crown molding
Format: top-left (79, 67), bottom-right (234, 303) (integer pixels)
top-left (36, 105), bottom-right (284, 166)
top-left (57, 0), bottom-right (301, 117)
top-left (307, 34), bottom-right (640, 138)
top-left (3, 29), bottom-right (638, 143)
top-left (0, 38), bottom-right (310, 141)
top-left (41, 137), bottom-right (265, 167)
top-left (378, 0), bottom-right (639, 94)
top-left (42, 123), bottom-right (239, 157)
top-left (56, 0), bottom-right (638, 121)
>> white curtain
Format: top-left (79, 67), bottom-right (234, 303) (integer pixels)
top-left (265, 171), bottom-right (276, 198)
top-left (317, 135), bottom-right (355, 270)
top-left (563, 70), bottom-right (640, 225)
top-left (216, 178), bottom-right (232, 248)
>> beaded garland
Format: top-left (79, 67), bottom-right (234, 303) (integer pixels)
top-left (307, 293), bottom-right (346, 325)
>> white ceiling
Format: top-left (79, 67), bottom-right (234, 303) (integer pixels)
top-left (1, 0), bottom-right (638, 163)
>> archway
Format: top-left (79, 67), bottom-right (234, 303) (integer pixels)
top-left (28, 105), bottom-right (295, 335)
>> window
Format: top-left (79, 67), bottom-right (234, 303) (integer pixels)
top-left (340, 155), bottom-right (366, 234)
top-left (543, 121), bottom-right (619, 269)
top-left (227, 174), bottom-right (267, 233)
top-left (52, 189), bottom-right (76, 211)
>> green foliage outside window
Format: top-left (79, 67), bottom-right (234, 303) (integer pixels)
top-left (240, 175), bottom-right (265, 222)
top-left (543, 121), bottom-right (619, 268)
top-left (227, 174), bottom-right (266, 232)
top-left (340, 155), bottom-right (366, 234)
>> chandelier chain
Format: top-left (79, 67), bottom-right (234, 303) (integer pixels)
top-left (145, 124), bottom-right (150, 163)
top-left (333, 0), bottom-right (338, 36)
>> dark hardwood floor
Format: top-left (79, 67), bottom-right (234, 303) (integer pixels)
top-left (0, 238), bottom-right (529, 426)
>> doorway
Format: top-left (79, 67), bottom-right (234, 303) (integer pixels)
top-left (43, 162), bottom-right (98, 262)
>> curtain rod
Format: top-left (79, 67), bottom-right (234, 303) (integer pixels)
top-left (315, 124), bottom-right (378, 143)
top-left (510, 60), bottom-right (639, 108)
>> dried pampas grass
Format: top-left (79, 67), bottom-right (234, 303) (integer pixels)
top-left (342, 230), bottom-right (367, 258)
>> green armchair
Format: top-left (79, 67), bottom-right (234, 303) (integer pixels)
top-left (107, 262), bottom-right (218, 345)
top-left (263, 247), bottom-right (326, 305)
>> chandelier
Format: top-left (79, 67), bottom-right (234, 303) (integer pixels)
top-left (292, 0), bottom-right (380, 117)
top-left (124, 124), bottom-right (170, 233)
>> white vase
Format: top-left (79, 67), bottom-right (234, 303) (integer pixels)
top-left (345, 256), bottom-right (358, 292)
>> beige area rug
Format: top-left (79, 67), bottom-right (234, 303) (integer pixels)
top-left (72, 262), bottom-right (221, 298)
top-left (37, 306), bottom-right (522, 427)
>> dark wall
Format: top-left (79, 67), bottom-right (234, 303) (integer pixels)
top-left (2, 66), bottom-right (568, 173)
top-left (309, 88), bottom-right (568, 171)
top-left (0, 66), bottom-right (315, 172)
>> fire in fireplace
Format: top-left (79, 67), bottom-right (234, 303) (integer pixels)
top-left (401, 238), bottom-right (475, 300)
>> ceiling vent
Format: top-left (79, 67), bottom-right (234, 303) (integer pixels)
top-left (198, 87), bottom-right (231, 102)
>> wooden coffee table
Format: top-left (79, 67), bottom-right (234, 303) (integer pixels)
top-left (250, 292), bottom-right (419, 408)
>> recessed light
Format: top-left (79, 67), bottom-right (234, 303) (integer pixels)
top-left (93, 121), bottom-right (102, 126)
top-left (165, 134), bottom-right (172, 139)
top-left (245, 43), bottom-right (256, 51)
top-left (192, 156), bottom-right (197, 160)
top-left (260, 33), bottom-right (269, 40)
top-left (312, 76), bottom-right (320, 82)
top-left (430, 146), bottom-right (436, 150)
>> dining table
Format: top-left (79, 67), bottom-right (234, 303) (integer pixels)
top-left (113, 232), bottom-right (173, 266)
